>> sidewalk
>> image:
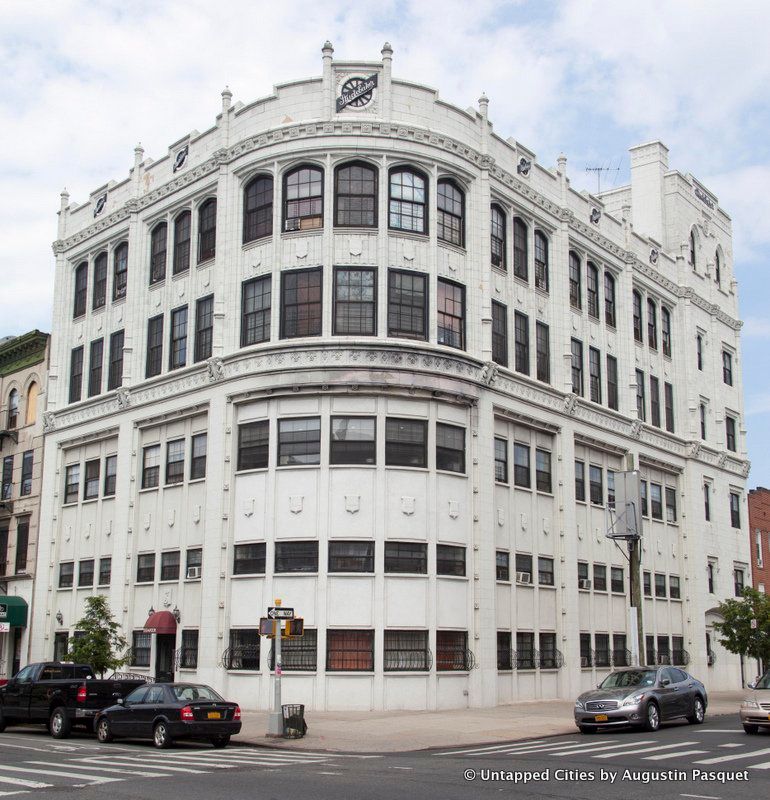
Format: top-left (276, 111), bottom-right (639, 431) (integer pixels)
top-left (235, 691), bottom-right (746, 753)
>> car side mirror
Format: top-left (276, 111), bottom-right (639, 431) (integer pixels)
top-left (117, 698), bottom-right (124, 705)
top-left (596, 684), bottom-right (602, 689)
top-left (660, 678), bottom-right (670, 687)
top-left (747, 682), bottom-right (756, 690)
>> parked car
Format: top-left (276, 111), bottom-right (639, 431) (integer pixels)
top-left (0, 662), bottom-right (147, 738)
top-left (95, 683), bottom-right (241, 748)
top-left (740, 670), bottom-right (770, 734)
top-left (574, 666), bottom-right (707, 733)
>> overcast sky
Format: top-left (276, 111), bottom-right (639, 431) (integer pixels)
top-left (2, 0), bottom-right (768, 485)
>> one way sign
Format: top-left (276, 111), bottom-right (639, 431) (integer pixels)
top-left (268, 606), bottom-right (294, 620)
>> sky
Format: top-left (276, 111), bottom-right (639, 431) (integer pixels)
top-left (1, 0), bottom-right (768, 485)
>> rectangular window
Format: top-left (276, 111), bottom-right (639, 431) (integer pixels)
top-left (58, 561), bottom-right (74, 588)
top-left (513, 311), bottom-right (529, 374)
top-left (607, 355), bottom-right (618, 410)
top-left (280, 268), bottom-right (322, 339)
top-left (169, 305), bottom-right (188, 370)
top-left (73, 264), bottom-right (88, 317)
top-left (330, 417), bottom-right (376, 465)
top-left (730, 492), bottom-right (741, 528)
top-left (605, 272), bottom-right (616, 326)
top-left (131, 632), bottom-right (151, 667)
top-left (539, 632), bottom-right (558, 669)
top-left (436, 423), bottom-right (465, 473)
top-left (233, 542), bottom-right (266, 575)
top-left (226, 630), bottom-right (260, 671)
top-left (278, 417), bottom-right (321, 466)
top-left (650, 375), bottom-right (661, 427)
top-left (437, 279), bottom-right (465, 349)
top-left (160, 551), bottom-right (180, 581)
top-left (726, 416), bottom-right (737, 452)
top-left (700, 403), bottom-right (707, 440)
top-left (607, 470), bottom-right (615, 509)
top-left (569, 253), bottom-right (581, 310)
top-left (327, 630), bottom-right (374, 671)
top-left (494, 438), bottom-right (508, 483)
top-left (669, 575), bottom-right (681, 599)
top-left (98, 557), bottom-right (111, 586)
top-left (513, 443), bottom-right (530, 488)
top-left (515, 632), bottom-right (535, 670)
top-left (594, 633), bottom-right (610, 667)
top-left (194, 295), bottom-right (214, 362)
top-left (437, 544), bottom-right (466, 577)
top-left (589, 465), bottom-right (603, 506)
top-left (580, 633), bottom-right (592, 667)
top-left (613, 634), bottom-right (628, 666)
top-left (145, 315), bottom-right (164, 378)
top-left (0, 456), bottom-right (11, 502)
top-left (187, 433), bottom-right (206, 480)
top-left (593, 564), bottom-right (607, 591)
top-left (666, 487), bottom-right (677, 523)
top-left (536, 321), bottom-right (550, 383)
top-left (237, 420), bottom-right (269, 470)
top-left (587, 266), bottom-right (599, 318)
top-left (64, 463), bottom-right (79, 504)
top-left (513, 220), bottom-right (528, 281)
top-left (578, 561), bottom-right (589, 586)
top-left (497, 631), bottom-right (513, 670)
top-left (83, 459), bottom-right (100, 500)
top-left (333, 267), bottom-right (376, 335)
top-left (136, 553), bottom-right (155, 583)
top-left (180, 630), bottom-right (199, 669)
top-left (275, 540), bottom-right (319, 573)
top-left (385, 418), bottom-right (427, 468)
top-left (241, 276), bottom-right (271, 346)
top-left (491, 301), bottom-right (508, 366)
top-left (641, 480), bottom-right (649, 516)
top-left (384, 541), bottom-right (427, 574)
top-left (271, 628), bottom-right (317, 672)
top-left (538, 556), bottom-right (554, 586)
top-left (589, 347), bottom-right (601, 404)
top-left (535, 449), bottom-right (551, 493)
top-left (611, 566), bottom-right (624, 593)
top-left (69, 346), bottom-right (84, 403)
top-left (387, 270), bottom-right (427, 340)
top-left (14, 521), bottom-right (28, 574)
top-left (496, 551), bottom-right (510, 581)
top-left (107, 330), bottom-right (124, 390)
top-left (92, 253), bottom-right (107, 309)
top-left (664, 382), bottom-right (674, 433)
top-left (165, 439), bottom-right (185, 484)
top-left (186, 548), bottom-right (202, 579)
top-left (704, 483), bottom-right (711, 521)
top-left (88, 338), bottom-right (104, 397)
top-left (571, 339), bottom-right (583, 396)
top-left (650, 483), bottom-right (663, 519)
top-left (516, 553), bottom-right (533, 581)
top-left (734, 568), bottom-right (745, 596)
top-left (707, 562), bottom-right (715, 594)
top-left (20, 451), bottom-right (33, 496)
top-left (104, 455), bottom-right (117, 496)
top-left (141, 444), bottom-right (160, 489)
top-left (655, 573), bottom-right (666, 598)
top-left (723, 350), bottom-right (733, 385)
top-left (643, 571), bottom-right (651, 596)
top-left (437, 630), bottom-right (470, 671)
top-left (636, 369), bottom-right (646, 421)
top-left (383, 630), bottom-right (430, 672)
top-left (575, 460), bottom-right (585, 501)
top-left (328, 541), bottom-right (374, 573)
top-left (78, 559), bottom-right (94, 587)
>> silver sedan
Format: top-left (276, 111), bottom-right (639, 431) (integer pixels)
top-left (574, 666), bottom-right (708, 733)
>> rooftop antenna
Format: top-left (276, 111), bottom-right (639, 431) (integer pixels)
top-left (585, 163), bottom-right (620, 194)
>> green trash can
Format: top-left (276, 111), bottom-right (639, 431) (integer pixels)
top-left (282, 703), bottom-right (307, 739)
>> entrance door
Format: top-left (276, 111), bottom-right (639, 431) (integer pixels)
top-left (155, 634), bottom-right (175, 682)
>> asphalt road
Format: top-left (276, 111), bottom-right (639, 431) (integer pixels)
top-left (0, 715), bottom-right (768, 800)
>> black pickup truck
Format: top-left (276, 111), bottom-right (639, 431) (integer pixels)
top-left (0, 662), bottom-right (147, 738)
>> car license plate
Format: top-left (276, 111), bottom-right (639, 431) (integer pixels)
top-left (594, 714), bottom-right (608, 722)
top-left (207, 711), bottom-right (221, 719)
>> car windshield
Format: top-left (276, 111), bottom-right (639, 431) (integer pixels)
top-left (599, 670), bottom-right (657, 689)
top-left (124, 686), bottom-right (149, 703)
top-left (171, 684), bottom-right (223, 702)
top-left (755, 671), bottom-right (770, 690)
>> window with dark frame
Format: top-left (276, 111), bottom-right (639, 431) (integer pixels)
top-left (384, 630), bottom-right (430, 671)
top-left (515, 631), bottom-right (535, 670)
top-left (669, 575), bottom-right (681, 599)
top-left (436, 423), bottom-right (465, 473)
top-left (233, 542), bottom-right (266, 575)
top-left (611, 566), bottom-right (624, 593)
top-left (586, 262), bottom-right (599, 318)
top-left (436, 630), bottom-right (470, 671)
top-left (594, 633), bottom-right (610, 667)
top-left (491, 301), bottom-right (508, 366)
top-left (384, 541), bottom-right (427, 574)
top-left (103, 454), bottom-right (117, 496)
top-left (173, 210), bottom-right (191, 274)
top-left (589, 464), bottom-right (603, 506)
top-left (437, 279), bottom-right (465, 349)
top-left (593, 563), bottom-right (607, 591)
top-left (514, 311), bottom-right (529, 375)
top-left (715, 249), bottom-right (722, 285)
top-left (83, 459), bottom-right (100, 500)
top-left (226, 629), bottom-right (260, 670)
top-left (160, 551), bottom-right (180, 581)
top-left (696, 334), bottom-right (704, 370)
top-left (730, 492), bottom-right (741, 528)
top-left (387, 270), bottom-right (427, 340)
top-left (141, 444), bottom-right (160, 489)
top-left (92, 252), bottom-right (107, 310)
top-left (607, 354), bottom-right (618, 410)
top-left (734, 568), bottom-right (745, 596)
top-left (513, 218), bottom-right (528, 281)
top-left (574, 460), bottom-right (585, 502)
top-left (538, 556), bottom-right (554, 586)
top-left (180, 630), bottom-right (199, 669)
top-left (580, 632), bottom-right (592, 666)
top-left (641, 480), bottom-right (649, 516)
top-left (333, 267), bottom-right (376, 335)
top-left (569, 251), bottom-right (581, 309)
top-left (278, 417), bottom-right (321, 466)
top-left (330, 417), bottom-right (376, 465)
top-left (491, 204), bottom-right (506, 269)
top-left (655, 572), bottom-right (666, 598)
top-left (150, 222), bottom-right (167, 284)
top-left (437, 544), bottom-right (466, 577)
top-left (589, 347), bottom-right (601, 404)
top-left (607, 470), bottom-right (615, 509)
top-left (284, 166), bottom-right (323, 232)
top-left (88, 338), bottom-right (103, 397)
top-left (700, 402), bottom-right (707, 439)
top-left (186, 548), bottom-right (202, 579)
top-left (539, 632), bottom-right (558, 668)
top-left (194, 295), bottom-right (214, 362)
top-left (726, 415), bottom-right (737, 452)
top-left (513, 442), bottom-right (530, 488)
top-left (636, 369), bottom-right (646, 421)
top-left (136, 553), bottom-right (155, 583)
top-left (664, 382), bottom-right (675, 433)
top-left (145, 315), bottom-right (164, 378)
top-left (389, 168), bottom-right (427, 234)
top-left (241, 275), bottom-right (271, 346)
top-left (577, 562), bottom-right (589, 587)
top-left (662, 307), bottom-right (672, 356)
top-left (113, 243), bottom-right (128, 301)
top-left (633, 290), bottom-right (643, 343)
top-left (107, 330), bottom-right (124, 390)
top-left (536, 321), bottom-right (550, 383)
top-left (647, 298), bottom-right (658, 349)
top-left (270, 629), bottom-right (318, 671)
top-left (650, 375), bottom-right (661, 427)
top-left (14, 520), bottom-right (28, 574)
top-left (437, 179), bottom-right (464, 246)
top-left (73, 262), bottom-right (88, 318)
top-left (650, 483), bottom-right (663, 520)
top-left (534, 230), bottom-right (549, 291)
top-left (334, 162), bottom-right (377, 228)
top-left (385, 418), bottom-right (427, 468)
top-left (131, 632), bottom-right (151, 667)
top-left (327, 630), bottom-right (374, 671)
top-left (535, 449), bottom-right (552, 493)
top-left (64, 463), bottom-right (79, 504)
top-left (704, 483), bottom-right (711, 521)
top-left (20, 451), bottom-right (33, 496)
top-left (237, 420), bottom-right (269, 470)
top-left (58, 561), bottom-right (74, 588)
top-left (571, 339), bottom-right (583, 396)
top-left (666, 486), bottom-right (677, 523)
top-left (169, 306), bottom-right (188, 370)
top-left (280, 268), bottom-right (322, 339)
top-left (516, 553), bottom-right (533, 581)
top-left (69, 346), bottom-right (84, 403)
top-left (723, 350), bottom-right (733, 386)
top-left (604, 271), bottom-right (616, 326)
top-left (198, 198), bottom-right (217, 262)
top-left (275, 540), bottom-right (319, 573)
top-left (165, 439), bottom-right (185, 485)
top-left (98, 557), bottom-right (111, 586)
top-left (494, 437), bottom-right (508, 483)
top-left (190, 433), bottom-right (207, 480)
top-left (496, 551), bottom-right (510, 581)
top-left (328, 541), bottom-right (374, 573)
top-left (643, 571), bottom-right (652, 596)
top-left (243, 175), bottom-right (274, 242)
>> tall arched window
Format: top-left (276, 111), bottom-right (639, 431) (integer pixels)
top-left (389, 167), bottom-right (427, 234)
top-left (113, 242), bottom-right (128, 301)
top-left (513, 218), bottom-right (528, 281)
top-left (437, 179), bottom-right (464, 246)
top-left (25, 382), bottom-right (39, 425)
top-left (714, 250), bottom-right (721, 286)
top-left (661, 307), bottom-right (672, 357)
top-left (7, 389), bottom-right (19, 429)
top-left (150, 222), bottom-right (167, 284)
top-left (604, 271), bottom-right (616, 327)
top-left (586, 262), bottom-right (599, 319)
top-left (534, 231), bottom-right (549, 291)
top-left (92, 252), bottom-right (108, 310)
top-left (632, 290), bottom-right (643, 342)
top-left (689, 229), bottom-right (697, 269)
top-left (284, 165), bottom-right (323, 232)
top-left (647, 298), bottom-right (658, 349)
top-left (569, 251), bottom-right (581, 309)
top-left (334, 162), bottom-right (377, 228)
top-left (244, 175), bottom-right (274, 242)
top-left (198, 198), bottom-right (217, 262)
top-left (490, 204), bottom-right (506, 270)
top-left (173, 211), bottom-right (191, 274)
top-left (73, 261), bottom-right (88, 318)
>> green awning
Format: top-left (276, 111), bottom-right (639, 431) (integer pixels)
top-left (0, 596), bottom-right (28, 628)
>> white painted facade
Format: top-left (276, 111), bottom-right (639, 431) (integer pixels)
top-left (31, 44), bottom-right (749, 710)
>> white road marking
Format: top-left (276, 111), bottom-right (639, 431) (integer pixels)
top-left (748, 760), bottom-right (770, 770)
top-left (438, 740), bottom-right (547, 756)
top-left (717, 743), bottom-right (743, 748)
top-left (698, 730), bottom-right (743, 734)
top-left (0, 792), bottom-right (30, 798)
top-left (26, 760), bottom-right (168, 778)
top-left (390, 766), bottom-right (414, 770)
top-left (0, 775), bottom-right (52, 789)
top-left (0, 765), bottom-right (121, 784)
top-left (695, 747), bottom-right (770, 765)
top-left (316, 772), bottom-right (341, 775)
top-left (644, 750), bottom-right (707, 760)
top-left (595, 741), bottom-right (699, 759)
top-left (680, 794), bottom-right (721, 799)
top-left (546, 740), bottom-right (657, 756)
top-left (78, 757), bottom-right (211, 773)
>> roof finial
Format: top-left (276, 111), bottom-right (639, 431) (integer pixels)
top-left (322, 40), bottom-right (334, 56)
top-left (381, 42), bottom-right (393, 59)
top-left (60, 188), bottom-right (70, 211)
top-left (221, 85), bottom-right (232, 111)
top-left (478, 92), bottom-right (489, 118)
top-left (134, 142), bottom-right (144, 168)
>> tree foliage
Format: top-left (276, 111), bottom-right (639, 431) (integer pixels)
top-left (66, 595), bottom-right (128, 677)
top-left (712, 587), bottom-right (770, 668)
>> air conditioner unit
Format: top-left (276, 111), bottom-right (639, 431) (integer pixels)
top-left (186, 566), bottom-right (201, 579)
top-left (516, 571), bottom-right (531, 584)
top-left (578, 578), bottom-right (592, 590)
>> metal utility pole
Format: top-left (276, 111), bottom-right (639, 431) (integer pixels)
top-left (585, 164), bottom-right (620, 194)
top-left (267, 598), bottom-right (283, 737)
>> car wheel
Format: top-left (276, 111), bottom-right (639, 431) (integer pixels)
top-left (153, 721), bottom-right (173, 749)
top-left (578, 726), bottom-right (596, 735)
top-left (211, 735), bottom-right (231, 748)
top-left (0, 708), bottom-right (6, 733)
top-left (96, 718), bottom-right (113, 743)
top-left (743, 724), bottom-right (759, 735)
top-left (643, 702), bottom-right (660, 732)
top-left (49, 707), bottom-right (71, 739)
top-left (687, 696), bottom-right (705, 725)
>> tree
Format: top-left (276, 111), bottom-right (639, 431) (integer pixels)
top-left (712, 587), bottom-right (770, 673)
top-left (66, 595), bottom-right (128, 677)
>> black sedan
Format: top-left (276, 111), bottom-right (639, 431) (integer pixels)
top-left (95, 683), bottom-right (241, 748)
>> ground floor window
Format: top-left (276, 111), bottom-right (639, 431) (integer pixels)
top-left (436, 630), bottom-right (470, 671)
top-left (383, 630), bottom-right (430, 671)
top-left (326, 629), bottom-right (374, 671)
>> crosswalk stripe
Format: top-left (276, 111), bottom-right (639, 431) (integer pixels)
top-left (0, 792), bottom-right (31, 797)
top-left (78, 757), bottom-right (214, 773)
top-left (748, 761), bottom-right (770, 770)
top-left (438, 741), bottom-right (547, 756)
top-left (594, 742), bottom-right (698, 759)
top-left (548, 740), bottom-right (657, 756)
top-left (695, 747), bottom-right (770, 765)
top-left (0, 774), bottom-right (51, 789)
top-left (644, 750), bottom-right (707, 761)
top-left (718, 743), bottom-right (743, 748)
top-left (27, 760), bottom-right (168, 778)
top-left (0, 765), bottom-right (121, 784)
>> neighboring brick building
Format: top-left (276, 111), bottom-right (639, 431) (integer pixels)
top-left (749, 487), bottom-right (770, 593)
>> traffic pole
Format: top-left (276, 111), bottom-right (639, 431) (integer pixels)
top-left (267, 598), bottom-right (283, 737)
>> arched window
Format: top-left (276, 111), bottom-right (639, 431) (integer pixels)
top-left (604, 272), bottom-right (616, 327)
top-left (389, 167), bottom-right (427, 234)
top-left (244, 175), bottom-right (274, 242)
top-left (284, 165), bottom-right (323, 232)
top-left (513, 218), bottom-right (528, 281)
top-left (437, 179), bottom-right (464, 246)
top-left (7, 389), bottom-right (19, 429)
top-left (198, 198), bottom-right (217, 262)
top-left (113, 242), bottom-right (128, 301)
top-left (647, 298), bottom-right (658, 349)
top-left (92, 252), bottom-right (108, 310)
top-left (150, 222), bottom-right (167, 284)
top-left (662, 307), bottom-right (672, 357)
top-left (73, 261), bottom-right (88, 318)
top-left (689, 229), bottom-right (697, 269)
top-left (334, 162), bottom-right (377, 228)
top-left (714, 250), bottom-right (721, 286)
top-left (25, 382), bottom-right (39, 425)
top-left (569, 251), bottom-right (581, 309)
top-left (586, 262), bottom-right (599, 318)
top-left (173, 211), bottom-right (191, 275)
top-left (534, 231), bottom-right (549, 291)
top-left (490, 205), bottom-right (506, 269)
top-left (632, 290), bottom-right (643, 342)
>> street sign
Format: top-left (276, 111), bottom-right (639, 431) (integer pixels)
top-left (751, 618), bottom-right (758, 630)
top-left (268, 606), bottom-right (294, 620)
top-left (0, 622), bottom-right (9, 633)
